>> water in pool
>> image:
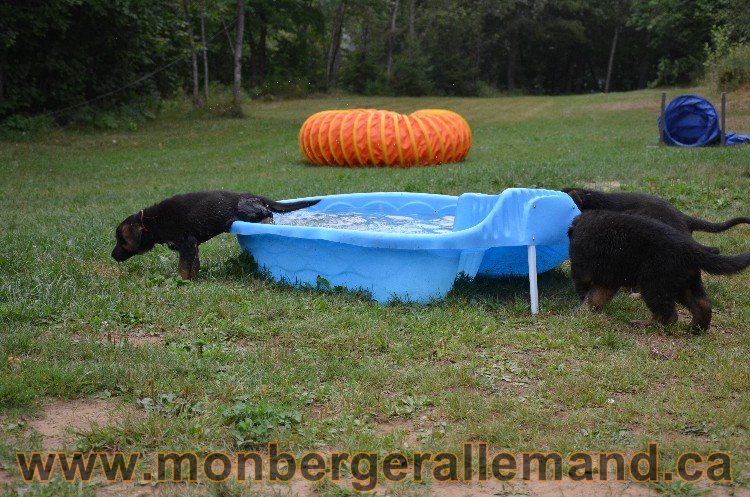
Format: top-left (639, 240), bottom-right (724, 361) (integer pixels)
top-left (274, 210), bottom-right (455, 234)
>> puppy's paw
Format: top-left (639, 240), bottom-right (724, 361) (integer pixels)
top-left (689, 323), bottom-right (709, 334)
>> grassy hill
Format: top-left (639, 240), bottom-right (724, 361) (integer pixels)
top-left (1, 88), bottom-right (749, 496)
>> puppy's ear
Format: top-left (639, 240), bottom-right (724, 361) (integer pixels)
top-left (122, 222), bottom-right (145, 249)
top-left (565, 189), bottom-right (584, 208)
top-left (237, 199), bottom-right (274, 223)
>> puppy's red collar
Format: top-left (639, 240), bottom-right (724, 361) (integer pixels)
top-left (139, 210), bottom-right (149, 232)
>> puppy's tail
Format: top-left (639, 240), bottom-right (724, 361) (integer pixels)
top-left (694, 245), bottom-right (750, 275)
top-left (687, 216), bottom-right (750, 233)
top-left (267, 198), bottom-right (321, 213)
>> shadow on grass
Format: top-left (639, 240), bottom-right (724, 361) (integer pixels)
top-left (215, 252), bottom-right (578, 311)
top-left (212, 251), bottom-right (260, 281)
top-left (447, 268), bottom-right (578, 310)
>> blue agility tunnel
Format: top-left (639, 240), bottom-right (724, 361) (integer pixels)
top-left (660, 94), bottom-right (750, 147)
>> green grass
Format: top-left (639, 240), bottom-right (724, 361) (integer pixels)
top-left (1, 87), bottom-right (749, 495)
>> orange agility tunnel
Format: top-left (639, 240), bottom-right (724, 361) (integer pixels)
top-left (299, 109), bottom-right (472, 167)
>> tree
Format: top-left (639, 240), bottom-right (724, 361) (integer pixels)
top-left (0, 0), bottom-right (188, 121)
top-left (326, 0), bottom-right (346, 87)
top-left (232, 0), bottom-right (245, 116)
top-left (385, 0), bottom-right (400, 79)
top-left (183, 0), bottom-right (205, 107)
top-left (200, 2), bottom-right (209, 104)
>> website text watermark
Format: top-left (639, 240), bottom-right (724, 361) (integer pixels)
top-left (16, 442), bottom-right (732, 491)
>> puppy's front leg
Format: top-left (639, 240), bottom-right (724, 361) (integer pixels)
top-left (177, 236), bottom-right (199, 279)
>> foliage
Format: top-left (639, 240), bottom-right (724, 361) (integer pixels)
top-left (220, 399), bottom-right (301, 448)
top-left (0, 0), bottom-right (748, 118)
top-left (389, 38), bottom-right (434, 96)
top-left (704, 43), bottom-right (750, 91)
top-left (704, 20), bottom-right (750, 91)
top-left (0, 0), bottom-right (188, 121)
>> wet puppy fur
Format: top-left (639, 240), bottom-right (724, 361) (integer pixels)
top-left (563, 188), bottom-right (750, 254)
top-left (112, 191), bottom-right (319, 279)
top-left (568, 210), bottom-right (750, 332)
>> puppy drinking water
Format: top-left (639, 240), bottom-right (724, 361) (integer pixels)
top-left (112, 191), bottom-right (319, 279)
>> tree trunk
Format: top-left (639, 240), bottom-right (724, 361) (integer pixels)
top-left (200, 2), bottom-right (209, 104)
top-left (408, 0), bottom-right (415, 38)
top-left (182, 0), bottom-right (203, 108)
top-left (258, 22), bottom-right (267, 85)
top-left (191, 49), bottom-right (202, 107)
top-left (604, 24), bottom-right (620, 93)
top-left (249, 21), bottom-right (268, 87)
top-left (222, 18), bottom-right (236, 56)
top-left (506, 31), bottom-right (518, 91)
top-left (326, 0), bottom-right (346, 88)
top-left (0, 56), bottom-right (4, 104)
top-left (385, 0), bottom-right (400, 79)
top-left (636, 31), bottom-right (651, 89)
top-left (232, 0), bottom-right (245, 117)
top-left (361, 22), bottom-right (370, 55)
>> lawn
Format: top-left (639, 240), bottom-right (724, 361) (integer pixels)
top-left (1, 87), bottom-right (749, 497)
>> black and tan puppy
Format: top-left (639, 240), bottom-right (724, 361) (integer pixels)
top-left (112, 191), bottom-right (319, 279)
top-left (568, 210), bottom-right (750, 332)
top-left (563, 188), bottom-right (750, 237)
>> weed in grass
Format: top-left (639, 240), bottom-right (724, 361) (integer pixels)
top-left (137, 393), bottom-right (206, 418)
top-left (220, 399), bottom-right (302, 449)
top-left (650, 480), bottom-right (710, 496)
top-left (389, 396), bottom-right (433, 418)
top-left (5, 479), bottom-right (97, 497)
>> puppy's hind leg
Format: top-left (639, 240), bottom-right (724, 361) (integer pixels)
top-left (636, 285), bottom-right (679, 329)
top-left (178, 236), bottom-right (200, 279)
top-left (677, 273), bottom-right (712, 332)
top-left (573, 279), bottom-right (592, 302)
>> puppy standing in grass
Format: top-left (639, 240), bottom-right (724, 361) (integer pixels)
top-left (563, 188), bottom-right (750, 248)
top-left (112, 191), bottom-right (319, 279)
top-left (568, 210), bottom-right (750, 332)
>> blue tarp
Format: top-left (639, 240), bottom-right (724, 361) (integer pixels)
top-left (659, 94), bottom-right (750, 147)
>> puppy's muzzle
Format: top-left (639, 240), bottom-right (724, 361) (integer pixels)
top-left (111, 245), bottom-right (135, 262)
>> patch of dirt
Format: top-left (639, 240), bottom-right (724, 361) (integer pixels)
top-left (113, 330), bottom-right (165, 347)
top-left (426, 479), bottom-right (657, 497)
top-left (86, 261), bottom-right (126, 279)
top-left (589, 100), bottom-right (656, 112)
top-left (77, 328), bottom-right (165, 347)
top-left (632, 333), bottom-right (681, 361)
top-left (582, 180), bottom-right (622, 191)
top-left (373, 417), bottom-right (420, 447)
top-left (524, 479), bottom-right (657, 497)
top-left (96, 482), bottom-right (170, 497)
top-left (261, 480), bottom-right (318, 497)
top-left (26, 398), bottom-right (129, 451)
top-left (373, 408), bottom-right (446, 448)
top-left (0, 468), bottom-right (15, 486)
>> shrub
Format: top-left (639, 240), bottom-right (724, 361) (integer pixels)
top-left (0, 114), bottom-right (55, 134)
top-left (705, 43), bottom-right (750, 91)
top-left (390, 39), bottom-right (435, 96)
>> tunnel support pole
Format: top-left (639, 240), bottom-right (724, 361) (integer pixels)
top-left (720, 92), bottom-right (727, 147)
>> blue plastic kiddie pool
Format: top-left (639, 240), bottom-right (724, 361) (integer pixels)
top-left (230, 188), bottom-right (579, 312)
